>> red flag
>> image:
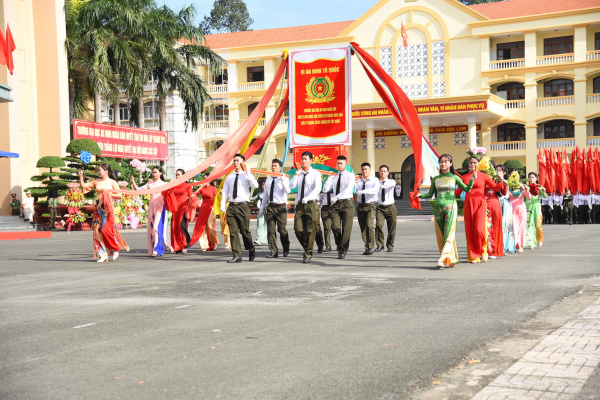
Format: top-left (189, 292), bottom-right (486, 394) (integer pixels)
top-left (570, 148), bottom-right (578, 193)
top-left (538, 148), bottom-right (547, 190)
top-left (577, 146), bottom-right (584, 193)
top-left (546, 148), bottom-right (556, 194)
top-left (595, 148), bottom-right (600, 193)
top-left (401, 22), bottom-right (408, 48)
top-left (5, 24), bottom-right (16, 75)
top-left (560, 148), bottom-right (569, 195)
top-left (588, 147), bottom-right (596, 193)
top-left (0, 27), bottom-right (6, 67)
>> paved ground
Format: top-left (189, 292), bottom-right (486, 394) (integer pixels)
top-left (0, 220), bottom-right (598, 400)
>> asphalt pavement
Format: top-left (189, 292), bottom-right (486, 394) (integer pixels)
top-left (0, 220), bottom-right (598, 400)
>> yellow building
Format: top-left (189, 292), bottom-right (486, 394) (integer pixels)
top-left (201, 0), bottom-right (600, 195)
top-left (0, 0), bottom-right (70, 215)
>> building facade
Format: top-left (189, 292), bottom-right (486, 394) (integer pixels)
top-left (199, 0), bottom-right (600, 195)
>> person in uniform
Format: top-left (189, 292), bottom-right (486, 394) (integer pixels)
top-left (395, 182), bottom-right (402, 200)
top-left (290, 151), bottom-right (322, 263)
top-left (318, 189), bottom-right (335, 252)
top-left (355, 163), bottom-right (380, 255)
top-left (48, 192), bottom-right (59, 229)
top-left (574, 191), bottom-right (592, 224)
top-left (220, 154), bottom-right (258, 263)
top-left (552, 192), bottom-right (563, 224)
top-left (9, 194), bottom-right (21, 216)
top-left (259, 159), bottom-right (291, 258)
top-left (21, 191), bottom-right (35, 222)
top-left (562, 189), bottom-right (575, 225)
top-left (591, 191), bottom-right (600, 224)
top-left (323, 155), bottom-right (355, 260)
top-left (375, 165), bottom-right (397, 252)
top-left (541, 194), bottom-right (553, 224)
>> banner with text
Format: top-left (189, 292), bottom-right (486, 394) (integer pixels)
top-left (360, 124), bottom-right (481, 138)
top-left (73, 119), bottom-right (168, 161)
top-left (352, 101), bottom-right (488, 119)
top-left (289, 46), bottom-right (352, 147)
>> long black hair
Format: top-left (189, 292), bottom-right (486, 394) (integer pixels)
top-left (496, 163), bottom-right (508, 178)
top-left (99, 163), bottom-right (118, 181)
top-left (153, 166), bottom-right (165, 181)
top-left (438, 154), bottom-right (456, 175)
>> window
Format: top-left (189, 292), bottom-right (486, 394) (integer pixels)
top-left (594, 119), bottom-right (600, 137)
top-left (249, 139), bottom-right (265, 154)
top-left (213, 104), bottom-right (229, 120)
top-left (247, 66), bottom-right (264, 82)
top-left (497, 82), bottom-right (525, 100)
top-left (214, 140), bottom-right (224, 151)
top-left (543, 36), bottom-right (573, 55)
top-left (247, 102), bottom-right (265, 118)
top-left (119, 103), bottom-right (130, 122)
top-left (544, 79), bottom-right (573, 97)
top-left (374, 137), bottom-right (386, 150)
top-left (144, 102), bottom-right (157, 119)
top-left (594, 77), bottom-right (600, 94)
top-left (108, 106), bottom-right (114, 121)
top-left (497, 123), bottom-right (525, 142)
top-left (497, 41), bottom-right (524, 60)
top-left (596, 33), bottom-right (600, 51)
top-left (214, 69), bottom-right (228, 85)
top-left (544, 120), bottom-right (574, 139)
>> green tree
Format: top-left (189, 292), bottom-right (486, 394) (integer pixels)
top-left (25, 156), bottom-right (68, 199)
top-left (201, 0), bottom-right (254, 34)
top-left (460, 0), bottom-right (505, 5)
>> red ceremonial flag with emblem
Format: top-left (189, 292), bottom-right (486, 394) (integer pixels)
top-left (538, 148), bottom-right (548, 190)
top-left (5, 24), bottom-right (16, 75)
top-left (0, 27), bottom-right (7, 67)
top-left (401, 22), bottom-right (408, 48)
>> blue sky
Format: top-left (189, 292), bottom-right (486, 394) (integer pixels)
top-left (164, 0), bottom-right (373, 31)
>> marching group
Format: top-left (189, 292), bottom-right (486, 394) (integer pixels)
top-left (540, 191), bottom-right (600, 225)
top-left (70, 147), bottom-right (558, 269)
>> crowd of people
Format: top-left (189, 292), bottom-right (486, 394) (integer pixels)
top-left (68, 147), bottom-right (572, 268)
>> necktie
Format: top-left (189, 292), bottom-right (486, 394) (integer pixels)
top-left (269, 177), bottom-right (275, 202)
top-left (336, 173), bottom-right (341, 195)
top-left (233, 174), bottom-right (239, 199)
top-left (327, 192), bottom-right (331, 205)
top-left (300, 173), bottom-right (306, 202)
top-left (381, 184), bottom-right (386, 203)
top-left (361, 180), bottom-right (366, 204)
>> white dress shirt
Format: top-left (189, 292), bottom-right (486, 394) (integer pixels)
top-left (540, 196), bottom-right (552, 206)
top-left (319, 192), bottom-right (335, 207)
top-left (22, 196), bottom-right (34, 212)
top-left (221, 170), bottom-right (259, 212)
top-left (395, 184), bottom-right (402, 197)
top-left (259, 175), bottom-right (291, 214)
top-left (378, 179), bottom-right (397, 206)
top-left (323, 170), bottom-right (355, 203)
top-left (290, 168), bottom-right (322, 205)
top-left (355, 177), bottom-right (380, 204)
top-left (592, 194), bottom-right (600, 205)
top-left (574, 193), bottom-right (592, 209)
top-left (552, 194), bottom-right (563, 209)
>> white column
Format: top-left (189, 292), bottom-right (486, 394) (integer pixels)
top-left (365, 121), bottom-right (375, 170)
top-left (420, 117), bottom-right (431, 188)
top-left (480, 36), bottom-right (490, 71)
top-left (467, 116), bottom-right (477, 149)
top-left (227, 61), bottom-right (238, 93)
top-left (573, 24), bottom-right (588, 62)
top-left (523, 30), bottom-right (538, 68)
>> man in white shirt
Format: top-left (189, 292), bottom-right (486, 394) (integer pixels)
top-left (591, 191), bottom-right (600, 224)
top-left (395, 182), bottom-right (402, 200)
top-left (574, 191), bottom-right (592, 224)
top-left (220, 154), bottom-right (259, 263)
top-left (318, 190), bottom-right (335, 252)
top-left (323, 155), bottom-right (355, 260)
top-left (375, 165), bottom-right (397, 252)
top-left (541, 194), bottom-right (553, 224)
top-left (552, 193), bottom-right (563, 224)
top-left (259, 159), bottom-right (291, 258)
top-left (22, 191), bottom-right (35, 222)
top-left (290, 151), bottom-right (322, 263)
top-left (356, 163), bottom-right (380, 255)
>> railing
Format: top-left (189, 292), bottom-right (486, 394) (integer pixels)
top-left (278, 116), bottom-right (289, 125)
top-left (237, 82), bottom-right (265, 91)
top-left (586, 51), bottom-right (600, 61)
top-left (248, 155), bottom-right (260, 163)
top-left (206, 84), bottom-right (228, 93)
top-left (144, 120), bottom-right (159, 129)
top-left (587, 94), bottom-right (600, 103)
top-left (203, 120), bottom-right (229, 130)
top-left (587, 137), bottom-right (600, 146)
top-left (274, 153), bottom-right (292, 162)
top-left (490, 141), bottom-right (526, 151)
top-left (537, 138), bottom-right (575, 148)
top-left (505, 100), bottom-right (525, 109)
top-left (143, 82), bottom-right (157, 91)
top-left (238, 118), bottom-right (267, 127)
top-left (536, 53), bottom-right (574, 65)
top-left (489, 58), bottom-right (525, 70)
top-left (536, 96), bottom-right (574, 107)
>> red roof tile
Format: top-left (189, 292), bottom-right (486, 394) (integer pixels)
top-left (469, 0), bottom-right (600, 20)
top-left (203, 20), bottom-right (354, 50)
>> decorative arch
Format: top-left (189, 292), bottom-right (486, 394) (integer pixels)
top-left (535, 114), bottom-right (576, 124)
top-left (535, 72), bottom-right (576, 83)
top-left (488, 77), bottom-right (526, 86)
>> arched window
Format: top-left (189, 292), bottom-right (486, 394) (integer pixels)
top-left (544, 120), bottom-right (574, 139)
top-left (594, 76), bottom-right (600, 94)
top-left (247, 102), bottom-right (265, 118)
top-left (544, 79), bottom-right (573, 97)
top-left (214, 140), bottom-right (224, 151)
top-left (497, 123), bottom-right (525, 142)
top-left (497, 82), bottom-right (525, 100)
top-left (594, 118), bottom-right (600, 137)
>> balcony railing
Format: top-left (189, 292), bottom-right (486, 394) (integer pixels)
top-left (237, 82), bottom-right (265, 91)
top-left (144, 120), bottom-right (159, 129)
top-left (536, 53), bottom-right (574, 65)
top-left (587, 94), bottom-right (600, 103)
top-left (537, 138), bottom-right (575, 148)
top-left (588, 137), bottom-right (600, 146)
top-left (238, 118), bottom-right (267, 127)
top-left (489, 59), bottom-right (525, 70)
top-left (490, 141), bottom-right (526, 151)
top-left (203, 120), bottom-right (229, 130)
top-left (248, 155), bottom-right (260, 163)
top-left (143, 82), bottom-right (158, 91)
top-left (274, 153), bottom-right (293, 162)
top-left (587, 51), bottom-right (600, 61)
top-left (278, 116), bottom-right (289, 125)
top-left (505, 100), bottom-right (525, 109)
top-left (536, 96), bottom-right (574, 107)
top-left (206, 84), bottom-right (228, 93)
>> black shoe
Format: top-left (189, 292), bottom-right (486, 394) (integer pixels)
top-left (363, 249), bottom-right (374, 255)
top-left (303, 256), bottom-right (311, 263)
top-left (324, 246), bottom-right (332, 252)
top-left (338, 253), bottom-right (345, 259)
top-left (249, 248), bottom-right (256, 261)
top-left (283, 248), bottom-right (289, 257)
top-left (266, 253), bottom-right (278, 258)
top-left (317, 247), bottom-right (323, 254)
top-left (374, 246), bottom-right (384, 252)
top-left (387, 247), bottom-right (394, 252)
top-left (227, 256), bottom-right (242, 263)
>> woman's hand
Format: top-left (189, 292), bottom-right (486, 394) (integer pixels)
top-left (129, 175), bottom-right (135, 184)
top-left (78, 169), bottom-right (83, 178)
top-left (471, 171), bottom-right (477, 181)
top-left (415, 193), bottom-right (421, 198)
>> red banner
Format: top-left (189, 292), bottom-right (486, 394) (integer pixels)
top-left (360, 124), bottom-right (481, 138)
top-left (73, 119), bottom-right (168, 161)
top-left (289, 47), bottom-right (352, 147)
top-left (352, 101), bottom-right (487, 119)
top-left (293, 145), bottom-right (348, 171)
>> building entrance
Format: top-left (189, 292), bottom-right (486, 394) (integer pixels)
top-left (401, 155), bottom-right (416, 200)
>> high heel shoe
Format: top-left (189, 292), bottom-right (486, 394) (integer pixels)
top-left (482, 254), bottom-right (488, 262)
top-left (97, 255), bottom-right (108, 263)
top-left (112, 252), bottom-right (119, 261)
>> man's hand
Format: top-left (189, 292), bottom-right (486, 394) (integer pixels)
top-left (301, 198), bottom-right (308, 204)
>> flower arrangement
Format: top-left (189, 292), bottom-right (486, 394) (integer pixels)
top-left (79, 150), bottom-right (92, 164)
top-left (65, 185), bottom-right (84, 208)
top-left (476, 156), bottom-right (497, 178)
top-left (115, 193), bottom-right (146, 229)
top-left (467, 147), bottom-right (487, 160)
top-left (529, 182), bottom-right (540, 196)
top-left (508, 171), bottom-right (521, 191)
top-left (130, 159), bottom-right (150, 173)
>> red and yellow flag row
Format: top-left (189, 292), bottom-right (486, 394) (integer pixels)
top-left (538, 147), bottom-right (600, 195)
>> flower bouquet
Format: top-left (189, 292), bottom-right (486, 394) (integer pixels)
top-left (508, 171), bottom-right (521, 191)
top-left (529, 182), bottom-right (540, 196)
top-left (476, 156), bottom-right (496, 178)
top-left (467, 147), bottom-right (487, 160)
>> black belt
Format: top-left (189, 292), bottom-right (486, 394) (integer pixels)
top-left (299, 200), bottom-right (319, 204)
top-left (359, 202), bottom-right (376, 206)
top-left (268, 203), bottom-right (287, 206)
top-left (230, 201), bottom-right (249, 205)
top-left (337, 199), bottom-right (353, 204)
top-left (378, 204), bottom-right (394, 208)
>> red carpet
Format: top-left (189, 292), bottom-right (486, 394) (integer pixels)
top-left (0, 231), bottom-right (51, 241)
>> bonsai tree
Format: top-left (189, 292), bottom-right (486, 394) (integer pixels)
top-left (60, 139), bottom-right (102, 199)
top-left (25, 156), bottom-right (68, 200)
top-left (504, 159), bottom-right (526, 180)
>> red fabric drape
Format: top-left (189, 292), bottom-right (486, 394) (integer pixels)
top-left (0, 27), bottom-right (7, 67)
top-left (99, 191), bottom-right (120, 251)
top-left (538, 148), bottom-right (548, 191)
top-left (162, 184), bottom-right (193, 252)
top-left (5, 24), bottom-right (15, 75)
top-left (190, 185), bottom-right (217, 248)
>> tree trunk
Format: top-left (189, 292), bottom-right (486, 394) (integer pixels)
top-left (95, 91), bottom-right (102, 122)
top-left (158, 96), bottom-right (167, 132)
top-left (114, 98), bottom-right (121, 126)
top-left (137, 99), bottom-right (144, 128)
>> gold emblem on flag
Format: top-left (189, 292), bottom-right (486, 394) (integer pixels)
top-left (305, 76), bottom-right (335, 104)
top-left (312, 154), bottom-right (331, 164)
